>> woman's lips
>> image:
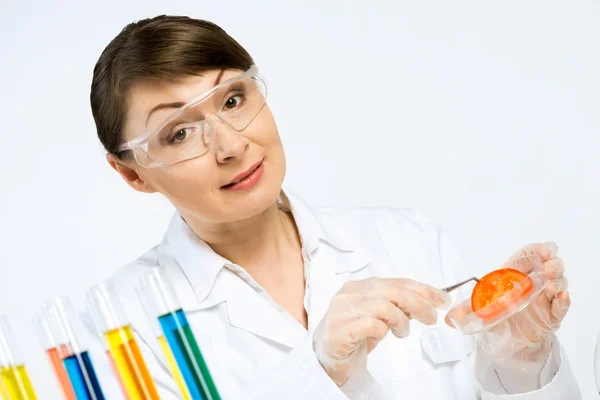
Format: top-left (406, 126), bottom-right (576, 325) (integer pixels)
top-left (221, 161), bottom-right (264, 191)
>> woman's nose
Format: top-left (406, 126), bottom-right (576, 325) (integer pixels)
top-left (208, 117), bottom-right (250, 164)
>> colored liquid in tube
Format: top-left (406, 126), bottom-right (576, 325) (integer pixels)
top-left (105, 351), bottom-right (128, 398)
top-left (104, 326), bottom-right (159, 400)
top-left (158, 336), bottom-right (191, 400)
top-left (0, 365), bottom-right (37, 400)
top-left (46, 347), bottom-right (76, 400)
top-left (158, 310), bottom-right (220, 400)
top-left (62, 351), bottom-right (105, 400)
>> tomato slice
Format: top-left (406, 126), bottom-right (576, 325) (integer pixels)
top-left (471, 268), bottom-right (534, 320)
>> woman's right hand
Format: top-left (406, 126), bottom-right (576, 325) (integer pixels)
top-left (313, 278), bottom-right (451, 388)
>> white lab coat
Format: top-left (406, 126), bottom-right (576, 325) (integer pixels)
top-left (80, 190), bottom-right (581, 399)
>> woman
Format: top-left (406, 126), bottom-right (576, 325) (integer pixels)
top-left (87, 15), bottom-right (580, 399)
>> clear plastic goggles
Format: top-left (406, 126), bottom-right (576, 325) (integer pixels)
top-left (118, 65), bottom-right (266, 168)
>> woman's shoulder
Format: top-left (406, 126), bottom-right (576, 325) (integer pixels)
top-left (107, 245), bottom-right (161, 295)
top-left (310, 205), bottom-right (449, 263)
top-left (312, 205), bottom-right (461, 282)
top-left (315, 204), bottom-right (443, 236)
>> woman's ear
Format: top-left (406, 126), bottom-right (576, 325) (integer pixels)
top-left (106, 153), bottom-right (157, 194)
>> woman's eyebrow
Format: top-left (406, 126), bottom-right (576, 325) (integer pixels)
top-left (145, 69), bottom-right (227, 128)
top-left (213, 69), bottom-right (225, 86)
top-left (145, 102), bottom-right (186, 128)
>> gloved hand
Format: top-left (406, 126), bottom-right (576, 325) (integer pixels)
top-left (446, 242), bottom-right (570, 367)
top-left (313, 278), bottom-right (451, 397)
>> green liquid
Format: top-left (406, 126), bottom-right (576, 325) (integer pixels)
top-left (159, 310), bottom-right (221, 399)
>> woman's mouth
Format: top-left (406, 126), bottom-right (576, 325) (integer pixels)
top-left (221, 161), bottom-right (264, 191)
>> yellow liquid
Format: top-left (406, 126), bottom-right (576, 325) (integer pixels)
top-left (0, 365), bottom-right (37, 400)
top-left (0, 377), bottom-right (6, 400)
top-left (158, 336), bottom-right (191, 400)
top-left (104, 326), bottom-right (160, 400)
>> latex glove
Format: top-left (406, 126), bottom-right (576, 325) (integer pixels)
top-left (447, 242), bottom-right (570, 367)
top-left (313, 278), bottom-right (451, 398)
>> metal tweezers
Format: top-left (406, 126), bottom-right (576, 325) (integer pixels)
top-left (441, 277), bottom-right (480, 293)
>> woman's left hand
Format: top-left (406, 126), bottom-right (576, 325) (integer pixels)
top-left (446, 242), bottom-right (571, 364)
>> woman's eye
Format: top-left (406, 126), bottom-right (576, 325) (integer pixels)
top-left (225, 95), bottom-right (243, 109)
top-left (169, 128), bottom-right (189, 144)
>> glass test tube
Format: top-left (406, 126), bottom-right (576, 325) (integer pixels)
top-left (46, 297), bottom-right (106, 400)
top-left (32, 312), bottom-right (76, 400)
top-left (84, 311), bottom-right (127, 399)
top-left (0, 315), bottom-right (38, 400)
top-left (85, 282), bottom-right (160, 400)
top-left (136, 269), bottom-right (221, 400)
top-left (135, 285), bottom-right (191, 400)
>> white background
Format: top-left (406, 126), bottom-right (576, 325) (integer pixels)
top-left (1, 0), bottom-right (598, 398)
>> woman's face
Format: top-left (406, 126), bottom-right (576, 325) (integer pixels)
top-left (117, 69), bottom-right (286, 223)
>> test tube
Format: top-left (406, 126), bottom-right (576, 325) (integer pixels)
top-left (32, 312), bottom-right (76, 400)
top-left (136, 269), bottom-right (221, 400)
top-left (135, 285), bottom-right (191, 400)
top-left (46, 297), bottom-right (106, 400)
top-left (0, 315), bottom-right (38, 400)
top-left (85, 282), bottom-right (160, 400)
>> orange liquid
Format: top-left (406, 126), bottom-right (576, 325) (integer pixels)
top-left (46, 348), bottom-right (76, 400)
top-left (105, 326), bottom-right (160, 400)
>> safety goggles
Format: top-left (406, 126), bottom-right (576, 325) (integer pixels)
top-left (118, 65), bottom-right (267, 168)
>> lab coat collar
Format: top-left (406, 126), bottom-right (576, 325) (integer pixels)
top-left (159, 187), bottom-right (371, 308)
top-left (285, 190), bottom-right (372, 274)
top-left (281, 189), bottom-right (359, 254)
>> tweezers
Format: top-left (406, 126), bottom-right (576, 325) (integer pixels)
top-left (441, 277), bottom-right (480, 293)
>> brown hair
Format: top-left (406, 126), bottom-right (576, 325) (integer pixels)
top-left (90, 15), bottom-right (254, 160)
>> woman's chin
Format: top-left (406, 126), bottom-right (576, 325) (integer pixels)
top-left (212, 179), bottom-right (282, 222)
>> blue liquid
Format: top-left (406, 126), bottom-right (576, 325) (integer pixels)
top-left (158, 309), bottom-right (220, 400)
top-left (63, 351), bottom-right (105, 400)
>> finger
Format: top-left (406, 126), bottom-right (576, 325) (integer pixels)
top-left (381, 286), bottom-right (440, 325)
top-left (506, 242), bottom-right (559, 266)
top-left (542, 258), bottom-right (564, 280)
top-left (527, 241), bottom-right (559, 260)
top-left (332, 293), bottom-right (374, 323)
top-left (382, 278), bottom-right (451, 308)
top-left (444, 302), bottom-right (471, 328)
top-left (508, 255), bottom-right (537, 274)
top-left (550, 291), bottom-right (570, 324)
top-left (543, 241), bottom-right (560, 259)
top-left (544, 276), bottom-right (569, 301)
top-left (508, 251), bottom-right (551, 274)
top-left (342, 317), bottom-right (390, 348)
top-left (358, 297), bottom-right (411, 338)
top-left (444, 314), bottom-right (455, 328)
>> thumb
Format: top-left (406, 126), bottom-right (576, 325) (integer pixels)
top-left (445, 314), bottom-right (456, 329)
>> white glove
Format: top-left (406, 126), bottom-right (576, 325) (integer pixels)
top-left (447, 242), bottom-right (570, 371)
top-left (313, 278), bottom-right (451, 398)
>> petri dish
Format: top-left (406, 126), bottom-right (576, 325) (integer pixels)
top-left (446, 254), bottom-right (549, 335)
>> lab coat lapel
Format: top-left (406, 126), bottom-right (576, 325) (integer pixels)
top-left (306, 246), bottom-right (373, 332)
top-left (222, 271), bottom-right (308, 349)
top-left (158, 190), bottom-right (374, 349)
top-left (284, 189), bottom-right (374, 331)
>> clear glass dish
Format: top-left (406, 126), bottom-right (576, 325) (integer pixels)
top-left (446, 254), bottom-right (549, 335)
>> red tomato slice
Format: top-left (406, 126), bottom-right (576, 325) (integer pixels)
top-left (471, 268), bottom-right (534, 320)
